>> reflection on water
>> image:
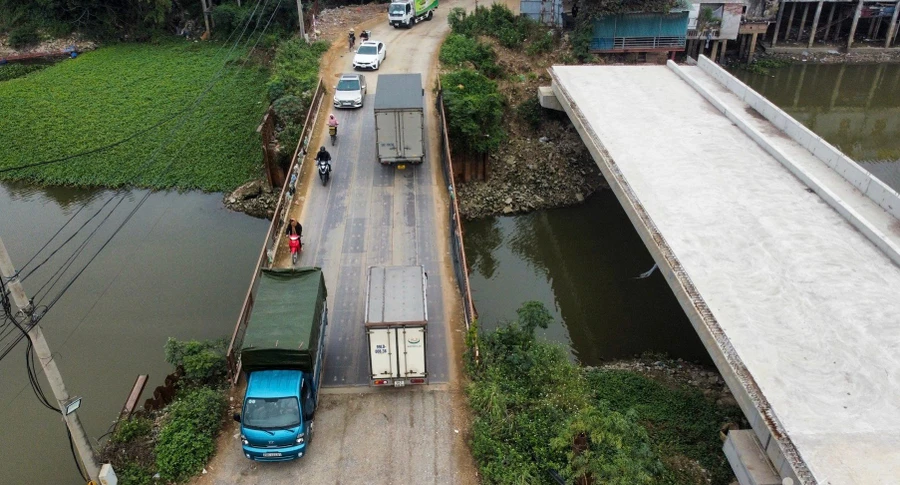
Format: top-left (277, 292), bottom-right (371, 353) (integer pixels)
top-left (0, 181), bottom-right (268, 485)
top-left (732, 63), bottom-right (900, 192)
top-left (464, 192), bottom-right (710, 366)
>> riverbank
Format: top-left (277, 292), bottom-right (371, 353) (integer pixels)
top-left (759, 44), bottom-right (900, 64)
top-left (468, 303), bottom-right (743, 485)
top-left (439, 6), bottom-right (606, 220)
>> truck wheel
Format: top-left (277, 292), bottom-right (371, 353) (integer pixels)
top-left (426, 11), bottom-right (433, 20)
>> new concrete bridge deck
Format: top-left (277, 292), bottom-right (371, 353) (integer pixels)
top-left (546, 58), bottom-right (900, 484)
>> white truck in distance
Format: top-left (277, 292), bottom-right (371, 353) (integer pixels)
top-left (365, 265), bottom-right (428, 387)
top-left (388, 0), bottom-right (437, 28)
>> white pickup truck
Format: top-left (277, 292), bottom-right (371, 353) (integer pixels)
top-left (365, 265), bottom-right (428, 387)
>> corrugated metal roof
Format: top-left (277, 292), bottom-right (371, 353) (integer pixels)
top-left (374, 73), bottom-right (424, 111)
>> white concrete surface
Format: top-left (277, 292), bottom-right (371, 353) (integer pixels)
top-left (551, 65), bottom-right (900, 485)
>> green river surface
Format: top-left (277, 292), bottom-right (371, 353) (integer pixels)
top-left (464, 62), bottom-right (900, 365)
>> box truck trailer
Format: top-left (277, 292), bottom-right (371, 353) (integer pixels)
top-left (374, 73), bottom-right (425, 167)
top-left (365, 265), bottom-right (428, 387)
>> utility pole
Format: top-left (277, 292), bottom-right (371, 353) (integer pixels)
top-left (297, 0), bottom-right (307, 40)
top-left (0, 236), bottom-right (101, 483)
top-left (200, 0), bottom-right (212, 36)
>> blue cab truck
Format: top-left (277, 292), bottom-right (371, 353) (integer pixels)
top-left (233, 267), bottom-right (328, 462)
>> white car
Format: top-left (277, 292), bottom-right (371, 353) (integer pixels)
top-left (352, 41), bottom-right (386, 70)
top-left (333, 73), bottom-right (367, 109)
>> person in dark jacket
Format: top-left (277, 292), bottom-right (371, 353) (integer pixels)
top-left (286, 218), bottom-right (302, 237)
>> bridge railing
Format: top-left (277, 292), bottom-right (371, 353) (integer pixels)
top-left (226, 78), bottom-right (326, 383)
top-left (436, 81), bottom-right (479, 358)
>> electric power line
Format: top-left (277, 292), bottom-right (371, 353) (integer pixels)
top-left (0, 0), bottom-right (277, 362)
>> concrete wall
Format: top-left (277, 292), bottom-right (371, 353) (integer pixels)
top-left (667, 57), bottom-right (900, 269)
top-left (695, 55), bottom-right (900, 222)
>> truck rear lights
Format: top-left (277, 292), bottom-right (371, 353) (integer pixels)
top-left (409, 378), bottom-right (425, 384)
top-left (374, 379), bottom-right (390, 385)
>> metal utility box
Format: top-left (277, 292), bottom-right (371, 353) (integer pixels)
top-left (365, 265), bottom-right (428, 386)
top-left (373, 73), bottom-right (425, 166)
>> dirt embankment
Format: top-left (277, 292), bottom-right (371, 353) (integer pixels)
top-left (452, 36), bottom-right (607, 220)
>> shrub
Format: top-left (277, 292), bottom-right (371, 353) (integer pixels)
top-left (164, 338), bottom-right (227, 387)
top-left (273, 95), bottom-right (305, 122)
top-left (515, 97), bottom-right (544, 129)
top-left (0, 63), bottom-right (48, 82)
top-left (467, 301), bottom-right (664, 484)
top-left (154, 387), bottom-right (226, 482)
top-left (115, 461), bottom-right (153, 485)
top-left (439, 34), bottom-right (501, 78)
top-left (8, 25), bottom-right (39, 48)
top-left (526, 31), bottom-right (555, 56)
top-left (211, 3), bottom-right (248, 37)
top-left (113, 416), bottom-right (152, 444)
top-left (440, 69), bottom-right (505, 155)
top-left (270, 38), bottom-right (330, 102)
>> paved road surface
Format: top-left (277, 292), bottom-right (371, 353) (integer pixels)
top-left (197, 1), bottom-right (491, 483)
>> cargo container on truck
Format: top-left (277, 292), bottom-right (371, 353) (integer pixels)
top-left (388, 0), bottom-right (438, 28)
top-left (374, 73), bottom-right (425, 167)
top-left (365, 265), bottom-right (428, 387)
top-left (234, 267), bottom-right (328, 461)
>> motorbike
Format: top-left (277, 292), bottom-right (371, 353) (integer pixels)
top-left (288, 234), bottom-right (301, 264)
top-left (317, 160), bottom-right (331, 185)
top-left (329, 125), bottom-right (337, 146)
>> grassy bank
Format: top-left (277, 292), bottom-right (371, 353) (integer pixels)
top-left (467, 302), bottom-right (742, 485)
top-left (0, 40), bottom-right (268, 191)
top-left (101, 338), bottom-right (228, 484)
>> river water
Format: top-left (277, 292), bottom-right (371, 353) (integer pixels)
top-left (0, 182), bottom-right (267, 484)
top-left (464, 193), bottom-right (710, 365)
top-left (732, 63), bottom-right (900, 192)
top-left (464, 63), bottom-right (900, 366)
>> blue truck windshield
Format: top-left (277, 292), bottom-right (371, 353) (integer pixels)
top-left (243, 397), bottom-right (300, 429)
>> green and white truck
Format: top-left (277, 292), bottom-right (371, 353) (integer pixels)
top-left (388, 0), bottom-right (437, 28)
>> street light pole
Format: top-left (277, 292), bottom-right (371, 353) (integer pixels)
top-left (0, 236), bottom-right (101, 483)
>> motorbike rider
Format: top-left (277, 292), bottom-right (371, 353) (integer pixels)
top-left (316, 146), bottom-right (332, 172)
top-left (327, 114), bottom-right (339, 134)
top-left (286, 218), bottom-right (302, 238)
top-left (360, 30), bottom-right (370, 42)
top-left (348, 29), bottom-right (356, 51)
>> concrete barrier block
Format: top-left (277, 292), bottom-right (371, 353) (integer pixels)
top-left (538, 86), bottom-right (564, 112)
top-left (865, 182), bottom-right (900, 219)
top-left (834, 159), bottom-right (871, 191)
top-left (723, 430), bottom-right (781, 485)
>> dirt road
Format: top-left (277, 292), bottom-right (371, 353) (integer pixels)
top-left (197, 1), bottom-right (495, 483)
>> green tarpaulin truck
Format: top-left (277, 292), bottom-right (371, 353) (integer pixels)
top-left (388, 0), bottom-right (437, 28)
top-left (233, 267), bottom-right (328, 462)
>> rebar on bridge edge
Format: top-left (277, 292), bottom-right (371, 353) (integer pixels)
top-left (226, 78), bottom-right (326, 384)
top-left (436, 80), bottom-right (479, 361)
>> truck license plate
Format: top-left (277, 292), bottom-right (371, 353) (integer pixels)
top-left (263, 452), bottom-right (282, 457)
top-left (396, 164), bottom-right (406, 170)
top-left (394, 380), bottom-right (406, 388)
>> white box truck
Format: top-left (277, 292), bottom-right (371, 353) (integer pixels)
top-left (365, 265), bottom-right (428, 387)
top-left (374, 73), bottom-right (425, 167)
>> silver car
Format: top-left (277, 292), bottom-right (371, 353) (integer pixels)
top-left (333, 74), bottom-right (367, 109)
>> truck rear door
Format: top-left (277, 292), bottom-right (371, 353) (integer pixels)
top-left (368, 327), bottom-right (396, 379)
top-left (400, 110), bottom-right (424, 161)
top-left (375, 111), bottom-right (399, 162)
top-left (398, 326), bottom-right (426, 379)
